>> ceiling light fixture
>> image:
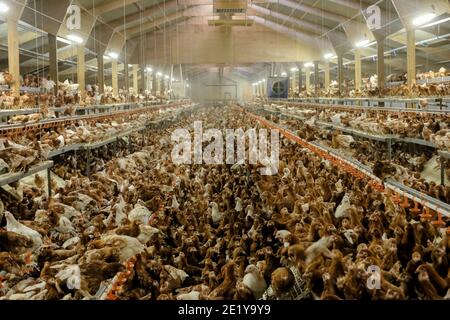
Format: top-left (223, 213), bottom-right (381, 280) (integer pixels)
top-left (57, 37), bottom-right (72, 45)
top-left (355, 39), bottom-right (371, 48)
top-left (304, 62), bottom-right (314, 68)
top-left (66, 34), bottom-right (83, 44)
top-left (164, 75), bottom-right (169, 79)
top-left (0, 2), bottom-right (9, 13)
top-left (421, 17), bottom-right (450, 28)
top-left (108, 52), bottom-right (119, 59)
top-left (281, 72), bottom-right (287, 77)
top-left (413, 13), bottom-right (436, 26)
top-left (156, 72), bottom-right (163, 77)
top-left (324, 53), bottom-right (336, 60)
top-left (146, 67), bottom-right (153, 72)
top-left (290, 67), bottom-right (299, 72)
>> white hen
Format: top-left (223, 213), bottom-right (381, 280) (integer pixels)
top-left (137, 224), bottom-right (163, 244)
top-left (172, 194), bottom-right (180, 209)
top-left (242, 265), bottom-right (267, 299)
top-left (210, 202), bottom-right (225, 225)
top-left (128, 201), bottom-right (151, 225)
top-left (335, 194), bottom-right (351, 218)
top-left (305, 236), bottom-right (334, 264)
top-left (235, 197), bottom-right (243, 212)
top-left (5, 211), bottom-right (42, 252)
top-left (113, 194), bottom-right (127, 226)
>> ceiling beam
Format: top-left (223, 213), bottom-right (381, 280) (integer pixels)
top-left (124, 6), bottom-right (201, 37)
top-left (265, 0), bottom-right (349, 23)
top-left (248, 4), bottom-right (324, 35)
top-left (326, 0), bottom-right (361, 11)
top-left (108, 0), bottom-right (180, 30)
top-left (89, 0), bottom-right (140, 16)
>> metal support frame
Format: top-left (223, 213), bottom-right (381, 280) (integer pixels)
top-left (314, 61), bottom-right (319, 96)
top-left (98, 54), bottom-right (105, 94)
top-left (47, 167), bottom-right (52, 196)
top-left (85, 148), bottom-right (91, 176)
top-left (387, 139), bottom-right (392, 161)
top-left (48, 33), bottom-right (58, 95)
top-left (337, 54), bottom-right (344, 98)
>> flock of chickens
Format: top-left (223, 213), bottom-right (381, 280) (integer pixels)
top-left (0, 109), bottom-right (170, 176)
top-left (0, 105), bottom-right (449, 300)
top-left (291, 67), bottom-right (450, 98)
top-left (261, 103), bottom-right (450, 202)
top-left (269, 104), bottom-right (450, 151)
top-left (0, 72), bottom-right (161, 110)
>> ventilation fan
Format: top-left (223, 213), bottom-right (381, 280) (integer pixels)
top-left (267, 77), bottom-right (289, 98)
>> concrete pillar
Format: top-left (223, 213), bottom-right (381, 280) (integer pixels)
top-left (97, 54), bottom-right (104, 94)
top-left (48, 34), bottom-right (58, 95)
top-left (355, 49), bottom-right (361, 91)
top-left (7, 18), bottom-right (20, 95)
top-left (156, 75), bottom-right (161, 94)
top-left (132, 65), bottom-right (138, 94)
top-left (305, 68), bottom-right (311, 93)
top-left (140, 65), bottom-right (145, 93)
top-left (324, 61), bottom-right (330, 90)
top-left (124, 62), bottom-right (129, 94)
top-left (161, 76), bottom-right (165, 94)
top-left (152, 73), bottom-right (157, 95)
top-left (337, 54), bottom-right (344, 97)
top-left (377, 38), bottom-right (385, 97)
top-left (111, 60), bottom-right (118, 96)
top-left (298, 68), bottom-right (303, 93)
top-left (77, 45), bottom-right (85, 94)
top-left (407, 29), bottom-right (416, 91)
top-left (314, 61), bottom-right (319, 95)
top-left (291, 71), bottom-right (296, 96)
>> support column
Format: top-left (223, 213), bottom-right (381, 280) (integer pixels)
top-left (132, 65), bottom-right (138, 94)
top-left (291, 71), bottom-right (296, 96)
top-left (305, 68), bottom-right (310, 93)
top-left (337, 54), bottom-right (344, 97)
top-left (324, 61), bottom-right (330, 90)
top-left (377, 38), bottom-right (385, 97)
top-left (77, 45), bottom-right (85, 94)
top-left (111, 60), bottom-right (118, 96)
top-left (298, 68), bottom-right (303, 94)
top-left (355, 49), bottom-right (361, 91)
top-left (156, 75), bottom-right (161, 94)
top-left (407, 29), bottom-right (416, 91)
top-left (152, 73), bottom-right (157, 96)
top-left (140, 65), bottom-right (145, 93)
top-left (48, 34), bottom-right (58, 95)
top-left (161, 76), bottom-right (165, 94)
top-left (148, 72), bottom-right (153, 92)
top-left (314, 61), bottom-right (319, 96)
top-left (97, 54), bottom-right (104, 94)
top-left (124, 61), bottom-right (129, 94)
top-left (7, 18), bottom-right (20, 95)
